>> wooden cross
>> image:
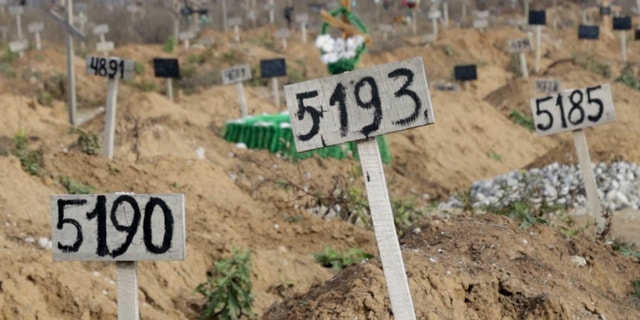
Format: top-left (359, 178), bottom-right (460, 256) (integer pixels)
top-left (320, 0), bottom-right (371, 44)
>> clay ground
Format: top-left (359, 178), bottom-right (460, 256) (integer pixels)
top-left (3, 1), bottom-right (640, 319)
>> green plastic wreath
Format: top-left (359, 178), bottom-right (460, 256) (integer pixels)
top-left (319, 6), bottom-right (368, 75)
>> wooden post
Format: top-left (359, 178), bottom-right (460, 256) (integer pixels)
top-left (357, 138), bottom-right (416, 320)
top-left (104, 76), bottom-right (119, 160)
top-left (234, 24), bottom-right (240, 42)
top-left (66, 0), bottom-right (77, 126)
top-left (268, 0), bottom-right (274, 24)
top-left (573, 129), bottom-right (605, 234)
top-left (116, 261), bottom-right (140, 320)
top-left (237, 82), bottom-right (248, 118)
top-left (535, 25), bottom-right (541, 74)
top-left (222, 0), bottom-right (228, 32)
top-left (301, 21), bottom-right (307, 43)
top-left (412, 9), bottom-right (417, 35)
top-left (272, 77), bottom-right (280, 109)
top-left (166, 78), bottom-right (173, 102)
top-left (621, 30), bottom-right (627, 63)
top-left (462, 0), bottom-right (467, 19)
top-left (443, 0), bottom-right (449, 27)
top-left (519, 51), bottom-right (529, 78)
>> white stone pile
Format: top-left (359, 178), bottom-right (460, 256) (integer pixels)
top-left (444, 162), bottom-right (640, 212)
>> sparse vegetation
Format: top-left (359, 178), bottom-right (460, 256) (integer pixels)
top-left (196, 248), bottom-right (255, 320)
top-left (486, 150), bottom-right (502, 162)
top-left (572, 52), bottom-right (612, 78)
top-left (59, 176), bottom-right (95, 194)
top-left (314, 246), bottom-right (373, 271)
top-left (12, 130), bottom-right (43, 176)
top-left (612, 239), bottom-right (640, 262)
top-left (163, 36), bottom-right (175, 53)
top-left (68, 127), bottom-right (100, 156)
top-left (509, 110), bottom-right (535, 131)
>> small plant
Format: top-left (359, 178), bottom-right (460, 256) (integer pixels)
top-left (196, 248), bottom-right (256, 320)
top-left (59, 176), bottom-right (94, 194)
top-left (572, 52), bottom-right (611, 78)
top-left (38, 91), bottom-right (54, 106)
top-left (392, 196), bottom-right (428, 236)
top-left (632, 280), bottom-right (640, 299)
top-left (222, 49), bottom-right (242, 65)
top-left (68, 127), bottom-right (100, 156)
top-left (442, 45), bottom-right (453, 56)
top-left (134, 61), bottom-right (145, 76)
top-left (12, 130), bottom-right (43, 176)
top-left (486, 150), bottom-right (502, 162)
top-left (554, 212), bottom-right (590, 237)
top-left (314, 246), bottom-right (373, 271)
top-left (509, 110), bottom-right (535, 131)
top-left (612, 239), bottom-right (640, 262)
top-left (162, 36), bottom-right (175, 53)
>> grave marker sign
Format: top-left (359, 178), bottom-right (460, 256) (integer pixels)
top-left (28, 22), bottom-right (44, 50)
top-left (221, 64), bottom-right (252, 118)
top-left (261, 58), bottom-right (287, 108)
top-left (153, 58), bottom-right (180, 101)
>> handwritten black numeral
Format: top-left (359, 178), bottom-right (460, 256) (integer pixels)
top-left (329, 82), bottom-right (348, 136)
top-left (98, 58), bottom-right (108, 76)
top-left (568, 90), bottom-right (585, 125)
top-left (109, 195), bottom-right (141, 258)
top-left (388, 68), bottom-right (422, 125)
top-left (86, 195), bottom-right (109, 256)
top-left (57, 199), bottom-right (86, 253)
top-left (534, 95), bottom-right (554, 131)
top-left (295, 91), bottom-right (323, 141)
top-left (354, 76), bottom-right (382, 137)
top-left (586, 85), bottom-right (604, 122)
top-left (90, 57), bottom-right (100, 76)
top-left (144, 197), bottom-right (174, 254)
top-left (108, 59), bottom-right (118, 79)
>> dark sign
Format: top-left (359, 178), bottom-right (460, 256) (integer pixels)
top-left (528, 10), bottom-right (546, 25)
top-left (180, 7), bottom-right (193, 16)
top-left (578, 25), bottom-right (599, 40)
top-left (600, 6), bottom-right (611, 15)
top-left (260, 58), bottom-right (287, 78)
top-left (613, 17), bottom-right (631, 31)
top-left (454, 65), bottom-right (477, 81)
top-left (636, 29), bottom-right (640, 40)
top-left (153, 58), bottom-right (180, 78)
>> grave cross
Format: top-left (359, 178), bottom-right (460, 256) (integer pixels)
top-left (8, 5), bottom-right (23, 40)
top-left (28, 22), bottom-right (44, 50)
top-left (93, 24), bottom-right (114, 56)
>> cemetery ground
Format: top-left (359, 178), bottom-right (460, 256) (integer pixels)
top-left (7, 2), bottom-right (640, 319)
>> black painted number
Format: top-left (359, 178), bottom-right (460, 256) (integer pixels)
top-left (533, 85), bottom-right (605, 131)
top-left (296, 66), bottom-right (424, 142)
top-left (56, 195), bottom-right (174, 257)
top-left (89, 57), bottom-right (125, 79)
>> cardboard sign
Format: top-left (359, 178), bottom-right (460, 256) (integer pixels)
top-left (93, 24), bottom-right (109, 35)
top-left (51, 194), bottom-right (186, 261)
top-left (86, 56), bottom-right (136, 80)
top-left (285, 57), bottom-right (434, 152)
top-left (508, 38), bottom-right (531, 54)
top-left (454, 64), bottom-right (477, 81)
top-left (530, 84), bottom-right (615, 136)
top-left (613, 17), bottom-right (631, 31)
top-left (153, 58), bottom-right (180, 79)
top-left (260, 58), bottom-right (286, 78)
top-left (578, 25), bottom-right (599, 40)
top-left (9, 39), bottom-right (28, 53)
top-left (528, 10), bottom-right (546, 25)
top-left (221, 64), bottom-right (252, 85)
top-left (28, 22), bottom-right (44, 33)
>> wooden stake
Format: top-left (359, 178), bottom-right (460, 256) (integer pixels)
top-left (443, 1), bottom-right (449, 27)
top-left (412, 9), bottom-right (417, 35)
top-left (535, 25), bottom-right (541, 74)
top-left (222, 0), bottom-right (228, 32)
top-left (237, 82), bottom-right (248, 118)
top-left (272, 77), bottom-right (280, 109)
top-left (234, 25), bottom-right (240, 42)
top-left (103, 76), bottom-right (119, 160)
top-left (519, 51), bottom-right (529, 78)
top-left (621, 30), bottom-right (627, 63)
top-left (166, 78), bottom-right (173, 102)
top-left (66, 0), bottom-right (77, 126)
top-left (117, 261), bottom-right (140, 320)
top-left (268, 0), bottom-right (274, 24)
top-left (357, 138), bottom-right (416, 320)
top-left (301, 22), bottom-right (307, 43)
top-left (572, 129), bottom-right (605, 234)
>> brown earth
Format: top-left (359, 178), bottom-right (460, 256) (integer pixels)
top-left (3, 1), bottom-right (640, 319)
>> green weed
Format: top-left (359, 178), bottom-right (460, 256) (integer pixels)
top-left (59, 176), bottom-right (95, 194)
top-left (314, 246), bottom-right (373, 271)
top-left (12, 130), bottom-right (43, 176)
top-left (196, 248), bottom-right (256, 320)
top-left (509, 110), bottom-right (535, 131)
top-left (68, 127), bottom-right (100, 156)
top-left (163, 36), bottom-right (175, 53)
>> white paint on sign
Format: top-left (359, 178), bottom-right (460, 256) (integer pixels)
top-left (51, 194), bottom-right (186, 261)
top-left (473, 19), bottom-right (489, 29)
top-left (228, 17), bottom-right (242, 27)
top-left (275, 29), bottom-right (290, 39)
top-left (428, 10), bottom-right (441, 20)
top-left (93, 24), bottom-right (109, 35)
top-left (221, 64), bottom-right (252, 85)
top-left (9, 39), bottom-right (28, 53)
top-left (285, 57), bottom-right (434, 152)
top-left (96, 41), bottom-right (115, 53)
top-left (295, 13), bottom-right (309, 23)
top-left (535, 79), bottom-right (561, 94)
top-left (28, 22), bottom-right (44, 33)
top-left (508, 38), bottom-right (531, 53)
top-left (473, 10), bottom-right (490, 19)
top-left (178, 31), bottom-right (195, 41)
top-left (530, 84), bottom-right (615, 136)
top-left (8, 5), bottom-right (23, 15)
top-left (85, 56), bottom-right (136, 80)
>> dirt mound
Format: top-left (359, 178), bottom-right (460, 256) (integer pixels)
top-left (265, 214), bottom-right (640, 320)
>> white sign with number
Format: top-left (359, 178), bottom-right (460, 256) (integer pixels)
top-left (93, 24), bottom-right (109, 35)
top-left (85, 56), bottom-right (136, 80)
top-left (428, 10), bottom-right (441, 20)
top-left (28, 22), bottom-right (44, 33)
top-left (51, 194), bottom-right (186, 261)
top-left (96, 41), bottom-right (115, 52)
top-left (508, 38), bottom-right (531, 53)
top-left (275, 29), bottom-right (290, 39)
top-left (535, 79), bottom-right (561, 94)
top-left (8, 6), bottom-right (23, 15)
top-left (296, 13), bottom-right (309, 23)
top-left (473, 19), bottom-right (488, 29)
top-left (285, 57), bottom-right (434, 152)
top-left (228, 17), bottom-right (242, 27)
top-left (9, 39), bottom-right (28, 53)
top-left (530, 84), bottom-right (615, 136)
top-left (221, 64), bottom-right (252, 85)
